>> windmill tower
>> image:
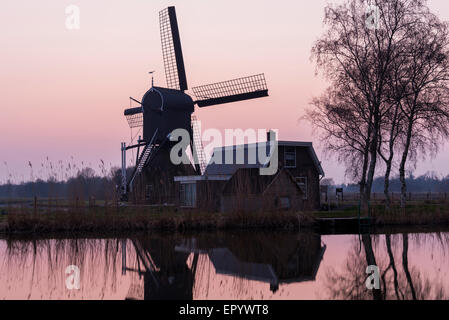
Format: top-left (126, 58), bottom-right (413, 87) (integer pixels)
top-left (121, 6), bottom-right (269, 202)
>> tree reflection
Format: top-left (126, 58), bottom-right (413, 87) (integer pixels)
top-left (324, 233), bottom-right (447, 300)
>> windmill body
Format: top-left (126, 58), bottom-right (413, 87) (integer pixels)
top-left (121, 6), bottom-right (269, 203)
top-left (141, 87), bottom-right (194, 143)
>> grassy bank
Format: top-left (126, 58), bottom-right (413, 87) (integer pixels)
top-left (1, 205), bottom-right (315, 234)
top-left (316, 202), bottom-right (449, 226)
top-left (2, 200), bottom-right (449, 234)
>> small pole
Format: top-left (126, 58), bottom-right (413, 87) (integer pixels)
top-left (136, 136), bottom-right (141, 168)
top-left (121, 239), bottom-right (127, 275)
top-left (149, 71), bottom-right (155, 88)
top-left (121, 142), bottom-right (127, 197)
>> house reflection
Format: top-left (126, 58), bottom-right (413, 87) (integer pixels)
top-left (124, 232), bottom-right (326, 300)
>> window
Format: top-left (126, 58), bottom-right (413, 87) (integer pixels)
top-left (296, 177), bottom-right (308, 200)
top-left (284, 147), bottom-right (296, 168)
top-left (279, 197), bottom-right (291, 209)
top-left (145, 185), bottom-right (153, 200)
top-left (180, 183), bottom-right (196, 207)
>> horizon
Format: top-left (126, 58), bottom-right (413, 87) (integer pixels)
top-left (1, 0), bottom-right (449, 185)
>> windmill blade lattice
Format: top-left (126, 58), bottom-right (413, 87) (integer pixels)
top-left (159, 7), bottom-right (188, 91)
top-left (192, 74), bottom-right (268, 107)
top-left (124, 107), bottom-right (144, 128)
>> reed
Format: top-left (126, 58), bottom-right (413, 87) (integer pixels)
top-left (3, 204), bottom-right (316, 234)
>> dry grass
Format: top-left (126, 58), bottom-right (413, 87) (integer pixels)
top-left (2, 205), bottom-right (315, 234)
top-left (373, 204), bottom-right (449, 226)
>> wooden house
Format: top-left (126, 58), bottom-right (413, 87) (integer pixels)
top-left (174, 140), bottom-right (324, 213)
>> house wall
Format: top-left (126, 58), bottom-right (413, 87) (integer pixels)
top-left (278, 146), bottom-right (321, 211)
top-left (174, 179), bottom-right (227, 211)
top-left (221, 170), bottom-right (304, 213)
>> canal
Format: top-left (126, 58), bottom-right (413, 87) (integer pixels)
top-left (0, 229), bottom-right (448, 300)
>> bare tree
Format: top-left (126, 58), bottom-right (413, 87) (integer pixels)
top-left (310, 0), bottom-right (429, 208)
top-left (378, 102), bottom-right (404, 209)
top-left (393, 16), bottom-right (449, 207)
top-left (308, 81), bottom-right (373, 197)
top-left (310, 0), bottom-right (449, 209)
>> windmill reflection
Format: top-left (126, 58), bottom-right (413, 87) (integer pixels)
top-left (123, 232), bottom-right (326, 300)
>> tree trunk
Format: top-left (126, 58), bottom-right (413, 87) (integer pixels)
top-left (362, 234), bottom-right (383, 300)
top-left (359, 147), bottom-right (370, 207)
top-left (385, 235), bottom-right (401, 299)
top-left (382, 104), bottom-right (401, 211)
top-left (399, 118), bottom-right (414, 208)
top-left (364, 114), bottom-right (380, 212)
top-left (402, 233), bottom-right (417, 300)
top-left (384, 159), bottom-right (393, 210)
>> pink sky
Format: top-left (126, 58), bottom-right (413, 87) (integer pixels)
top-left (1, 0), bottom-right (449, 184)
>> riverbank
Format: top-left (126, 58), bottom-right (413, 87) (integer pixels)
top-left (316, 202), bottom-right (449, 226)
top-left (0, 206), bottom-right (316, 234)
top-left (1, 202), bottom-right (449, 235)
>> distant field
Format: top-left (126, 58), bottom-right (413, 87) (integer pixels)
top-left (323, 192), bottom-right (449, 205)
top-left (0, 197), bottom-right (109, 208)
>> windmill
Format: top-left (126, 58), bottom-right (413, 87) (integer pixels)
top-left (121, 6), bottom-right (269, 201)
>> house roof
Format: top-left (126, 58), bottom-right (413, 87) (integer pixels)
top-left (204, 141), bottom-right (324, 177)
top-left (208, 248), bottom-right (279, 285)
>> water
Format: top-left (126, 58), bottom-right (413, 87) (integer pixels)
top-left (1, 229), bottom-right (448, 300)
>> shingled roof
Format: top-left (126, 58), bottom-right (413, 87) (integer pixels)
top-left (204, 141), bottom-right (324, 176)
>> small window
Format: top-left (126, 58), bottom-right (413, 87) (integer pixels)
top-left (296, 177), bottom-right (308, 200)
top-left (145, 185), bottom-right (153, 200)
top-left (279, 197), bottom-right (291, 209)
top-left (180, 183), bottom-right (196, 208)
top-left (284, 147), bottom-right (296, 168)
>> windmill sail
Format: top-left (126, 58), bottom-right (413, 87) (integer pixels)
top-left (160, 7), bottom-right (188, 91)
top-left (192, 74), bottom-right (268, 108)
top-left (124, 107), bottom-right (143, 128)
